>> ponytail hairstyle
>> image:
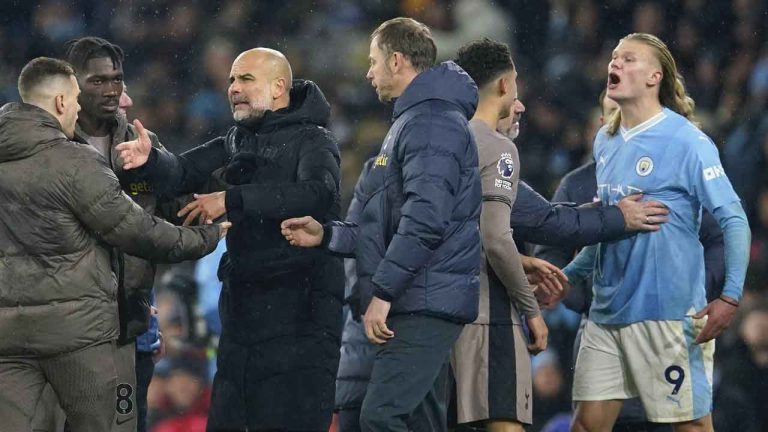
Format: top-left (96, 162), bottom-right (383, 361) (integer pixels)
top-left (607, 33), bottom-right (699, 135)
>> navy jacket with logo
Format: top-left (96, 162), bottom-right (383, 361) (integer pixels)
top-left (325, 61), bottom-right (481, 324)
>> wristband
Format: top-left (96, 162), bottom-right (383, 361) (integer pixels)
top-left (718, 296), bottom-right (739, 307)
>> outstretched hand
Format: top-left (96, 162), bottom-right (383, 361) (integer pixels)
top-left (280, 216), bottom-right (323, 247)
top-left (115, 119), bottom-right (152, 170)
top-left (178, 192), bottom-right (226, 226)
top-left (521, 255), bottom-right (568, 308)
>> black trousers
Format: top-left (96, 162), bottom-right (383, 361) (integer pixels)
top-left (359, 314), bottom-right (463, 432)
top-left (207, 335), bottom-right (338, 431)
top-left (135, 351), bottom-right (155, 432)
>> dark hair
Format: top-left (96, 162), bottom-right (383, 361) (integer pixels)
top-left (455, 38), bottom-right (514, 89)
top-left (63, 36), bottom-right (125, 74)
top-left (18, 57), bottom-right (75, 100)
top-left (371, 17), bottom-right (436, 72)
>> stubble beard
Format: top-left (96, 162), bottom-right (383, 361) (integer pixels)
top-left (232, 88), bottom-right (272, 125)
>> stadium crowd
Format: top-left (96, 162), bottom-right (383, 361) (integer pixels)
top-left (0, 0), bottom-right (766, 430)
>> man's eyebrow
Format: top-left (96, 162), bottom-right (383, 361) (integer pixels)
top-left (86, 72), bottom-right (123, 80)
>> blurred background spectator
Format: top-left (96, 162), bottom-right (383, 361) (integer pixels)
top-left (1, 0), bottom-right (766, 429)
top-left (149, 345), bottom-right (211, 432)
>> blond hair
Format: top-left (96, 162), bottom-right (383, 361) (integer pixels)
top-left (607, 33), bottom-right (698, 135)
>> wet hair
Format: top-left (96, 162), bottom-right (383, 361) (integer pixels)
top-left (63, 36), bottom-right (125, 74)
top-left (371, 17), bottom-right (436, 72)
top-left (455, 38), bottom-right (515, 89)
top-left (18, 57), bottom-right (75, 101)
top-left (607, 33), bottom-right (698, 135)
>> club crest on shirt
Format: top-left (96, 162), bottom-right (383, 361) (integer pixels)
top-left (635, 156), bottom-right (654, 177)
top-left (497, 153), bottom-right (515, 179)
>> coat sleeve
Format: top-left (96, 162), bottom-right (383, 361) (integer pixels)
top-left (225, 127), bottom-right (340, 222)
top-left (320, 158), bottom-right (373, 258)
top-left (138, 136), bottom-right (230, 197)
top-left (68, 148), bottom-right (220, 263)
top-left (531, 177), bottom-right (580, 269)
top-left (371, 114), bottom-right (467, 302)
top-left (322, 221), bottom-right (359, 258)
top-left (530, 177), bottom-right (592, 314)
top-left (511, 181), bottom-right (625, 248)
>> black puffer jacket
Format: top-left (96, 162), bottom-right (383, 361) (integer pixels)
top-left (138, 80), bottom-right (344, 344)
top-left (0, 103), bottom-right (220, 357)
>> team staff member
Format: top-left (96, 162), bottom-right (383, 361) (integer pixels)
top-left (282, 17), bottom-right (481, 431)
top-left (0, 57), bottom-right (224, 432)
top-left (115, 48), bottom-right (344, 431)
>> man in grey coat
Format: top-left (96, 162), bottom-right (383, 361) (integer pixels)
top-left (0, 57), bottom-right (226, 432)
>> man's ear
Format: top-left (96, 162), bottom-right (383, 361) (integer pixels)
top-left (55, 93), bottom-right (66, 115)
top-left (647, 70), bottom-right (662, 88)
top-left (390, 51), bottom-right (404, 74)
top-left (498, 76), bottom-right (509, 97)
top-left (271, 77), bottom-right (289, 100)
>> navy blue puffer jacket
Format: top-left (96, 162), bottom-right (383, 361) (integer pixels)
top-left (328, 61), bottom-right (481, 324)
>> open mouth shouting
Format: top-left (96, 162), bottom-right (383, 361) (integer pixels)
top-left (607, 72), bottom-right (621, 90)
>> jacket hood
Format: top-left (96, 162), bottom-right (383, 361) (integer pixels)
top-left (247, 79), bottom-right (331, 133)
top-left (0, 102), bottom-right (68, 162)
top-left (393, 61), bottom-right (478, 120)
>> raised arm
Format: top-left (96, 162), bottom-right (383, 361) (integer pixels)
top-left (117, 119), bottom-right (230, 197)
top-left (69, 148), bottom-right (223, 263)
top-left (512, 181), bottom-right (625, 247)
top-left (514, 181), bottom-right (669, 248)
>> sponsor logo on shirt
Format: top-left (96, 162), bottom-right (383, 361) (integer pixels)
top-left (635, 156), bottom-right (654, 177)
top-left (128, 181), bottom-right (153, 196)
top-left (374, 155), bottom-right (389, 167)
top-left (597, 183), bottom-right (644, 205)
top-left (703, 164), bottom-right (725, 181)
top-left (497, 153), bottom-right (515, 179)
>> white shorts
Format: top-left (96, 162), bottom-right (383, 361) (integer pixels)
top-left (572, 317), bottom-right (714, 423)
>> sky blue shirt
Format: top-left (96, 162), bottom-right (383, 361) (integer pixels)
top-left (589, 107), bottom-right (741, 324)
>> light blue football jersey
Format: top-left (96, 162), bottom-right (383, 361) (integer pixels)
top-left (591, 107), bottom-right (740, 324)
